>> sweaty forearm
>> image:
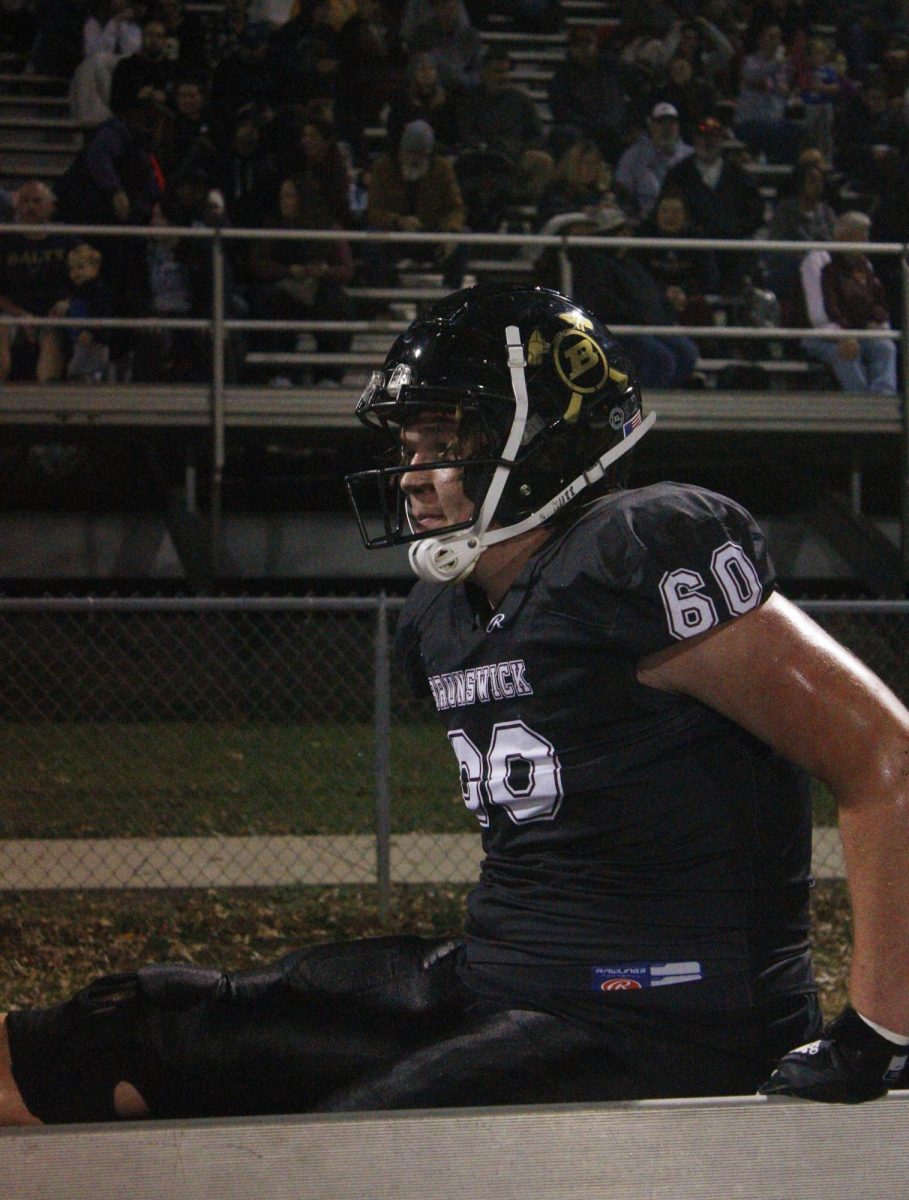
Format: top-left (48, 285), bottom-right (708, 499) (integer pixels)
top-left (837, 767), bottom-right (909, 1035)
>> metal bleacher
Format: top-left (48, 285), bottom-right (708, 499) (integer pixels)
top-left (0, 8), bottom-right (907, 592)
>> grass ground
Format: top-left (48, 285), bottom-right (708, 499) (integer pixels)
top-left (0, 721), bottom-right (464, 836)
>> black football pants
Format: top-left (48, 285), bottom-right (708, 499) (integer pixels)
top-left (7, 935), bottom-right (821, 1122)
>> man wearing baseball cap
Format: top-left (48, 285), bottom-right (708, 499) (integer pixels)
top-left (661, 116), bottom-right (764, 290)
top-left (615, 101), bottom-right (693, 219)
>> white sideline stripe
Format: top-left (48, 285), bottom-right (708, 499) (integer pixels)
top-left (0, 830), bottom-right (844, 889)
top-left (2, 1092), bottom-right (908, 1200)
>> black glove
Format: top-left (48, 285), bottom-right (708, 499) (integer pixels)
top-left (760, 1005), bottom-right (908, 1103)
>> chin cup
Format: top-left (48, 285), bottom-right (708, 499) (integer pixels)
top-left (408, 534), bottom-right (483, 584)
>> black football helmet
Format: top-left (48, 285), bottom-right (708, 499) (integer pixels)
top-left (345, 283), bottom-right (655, 582)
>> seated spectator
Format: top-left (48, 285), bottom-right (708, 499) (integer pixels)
top-left (733, 22), bottom-right (802, 163)
top-left (774, 145), bottom-right (844, 208)
top-left (157, 0), bottom-right (207, 66)
top-left (636, 191), bottom-right (720, 327)
top-left (109, 16), bottom-right (179, 115)
top-left (617, 33), bottom-right (678, 108)
top-left (386, 51), bottom-right (461, 155)
top-left (163, 74), bottom-right (215, 183)
top-left (0, 181), bottom-right (72, 384)
top-left (546, 24), bottom-right (634, 164)
top-left (210, 107), bottom-right (280, 228)
top-left (841, 7), bottom-right (890, 79)
top-left (246, 178), bottom-right (354, 386)
top-left (671, 15), bottom-right (736, 90)
top-left (331, 0), bottom-right (397, 164)
top-left (793, 35), bottom-right (847, 164)
top-left (539, 206), bottom-right (701, 390)
top-left (456, 46), bottom-right (553, 206)
top-left (615, 102), bottom-right (693, 222)
top-left (765, 157), bottom-right (837, 311)
top-left (654, 54), bottom-right (718, 142)
top-left (54, 98), bottom-right (165, 228)
top-left (799, 210), bottom-right (897, 394)
top-left (70, 0), bottom-right (143, 126)
top-left (833, 72), bottom-right (909, 194)
top-left (54, 98), bottom-right (166, 354)
top-left (209, 21), bottom-right (288, 139)
top-left (136, 175), bottom-right (246, 383)
top-left (50, 242), bottom-right (115, 383)
top-left (131, 200), bottom-right (200, 382)
top-left (772, 158), bottom-right (830, 234)
top-left (452, 144), bottom-right (516, 233)
top-left (294, 117), bottom-right (354, 230)
top-left (660, 116), bottom-right (764, 292)
top-left (82, 0), bottom-right (142, 59)
top-left (406, 0), bottom-right (482, 93)
top-left (363, 119), bottom-right (468, 289)
top-left (744, 0), bottom-right (810, 57)
top-left (534, 139), bottom-right (615, 230)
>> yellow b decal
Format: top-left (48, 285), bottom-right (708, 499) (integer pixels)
top-left (562, 337), bottom-right (600, 381)
top-left (552, 329), bottom-right (609, 395)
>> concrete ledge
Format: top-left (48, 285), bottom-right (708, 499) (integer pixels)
top-left (2, 1092), bottom-right (907, 1200)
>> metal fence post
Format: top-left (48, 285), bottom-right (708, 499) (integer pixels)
top-left (558, 242), bottom-right (572, 298)
top-left (210, 230), bottom-right (226, 576)
top-left (374, 591), bottom-right (392, 922)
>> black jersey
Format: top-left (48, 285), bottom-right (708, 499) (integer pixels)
top-left (396, 483), bottom-right (815, 1018)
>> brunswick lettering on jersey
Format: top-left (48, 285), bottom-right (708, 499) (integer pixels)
top-left (427, 660), bottom-right (533, 711)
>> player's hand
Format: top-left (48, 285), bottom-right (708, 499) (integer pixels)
top-left (759, 1006), bottom-right (908, 1103)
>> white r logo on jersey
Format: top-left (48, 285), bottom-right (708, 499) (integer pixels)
top-left (486, 613), bottom-right (506, 632)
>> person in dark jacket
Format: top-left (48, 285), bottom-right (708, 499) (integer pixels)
top-left (109, 16), bottom-right (179, 115)
top-left (546, 23), bottom-right (634, 164)
top-left (53, 99), bottom-right (165, 339)
top-left (246, 176), bottom-right (354, 385)
top-left (660, 117), bottom-right (765, 292)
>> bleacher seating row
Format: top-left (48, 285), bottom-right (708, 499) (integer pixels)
top-left (0, 3), bottom-right (879, 397)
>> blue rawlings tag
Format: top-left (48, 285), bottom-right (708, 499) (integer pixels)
top-left (591, 961), bottom-right (703, 992)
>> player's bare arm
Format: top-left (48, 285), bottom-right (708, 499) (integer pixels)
top-left (640, 595), bottom-right (909, 1100)
top-left (638, 592), bottom-right (909, 1048)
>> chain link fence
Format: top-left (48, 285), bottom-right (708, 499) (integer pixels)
top-left (0, 597), bottom-right (906, 904)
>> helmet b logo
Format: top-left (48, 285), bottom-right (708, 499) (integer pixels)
top-left (552, 329), bottom-right (611, 423)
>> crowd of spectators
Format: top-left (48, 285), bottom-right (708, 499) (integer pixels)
top-left (1, 0), bottom-right (909, 393)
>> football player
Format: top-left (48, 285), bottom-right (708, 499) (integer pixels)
top-left (1, 284), bottom-right (907, 1124)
